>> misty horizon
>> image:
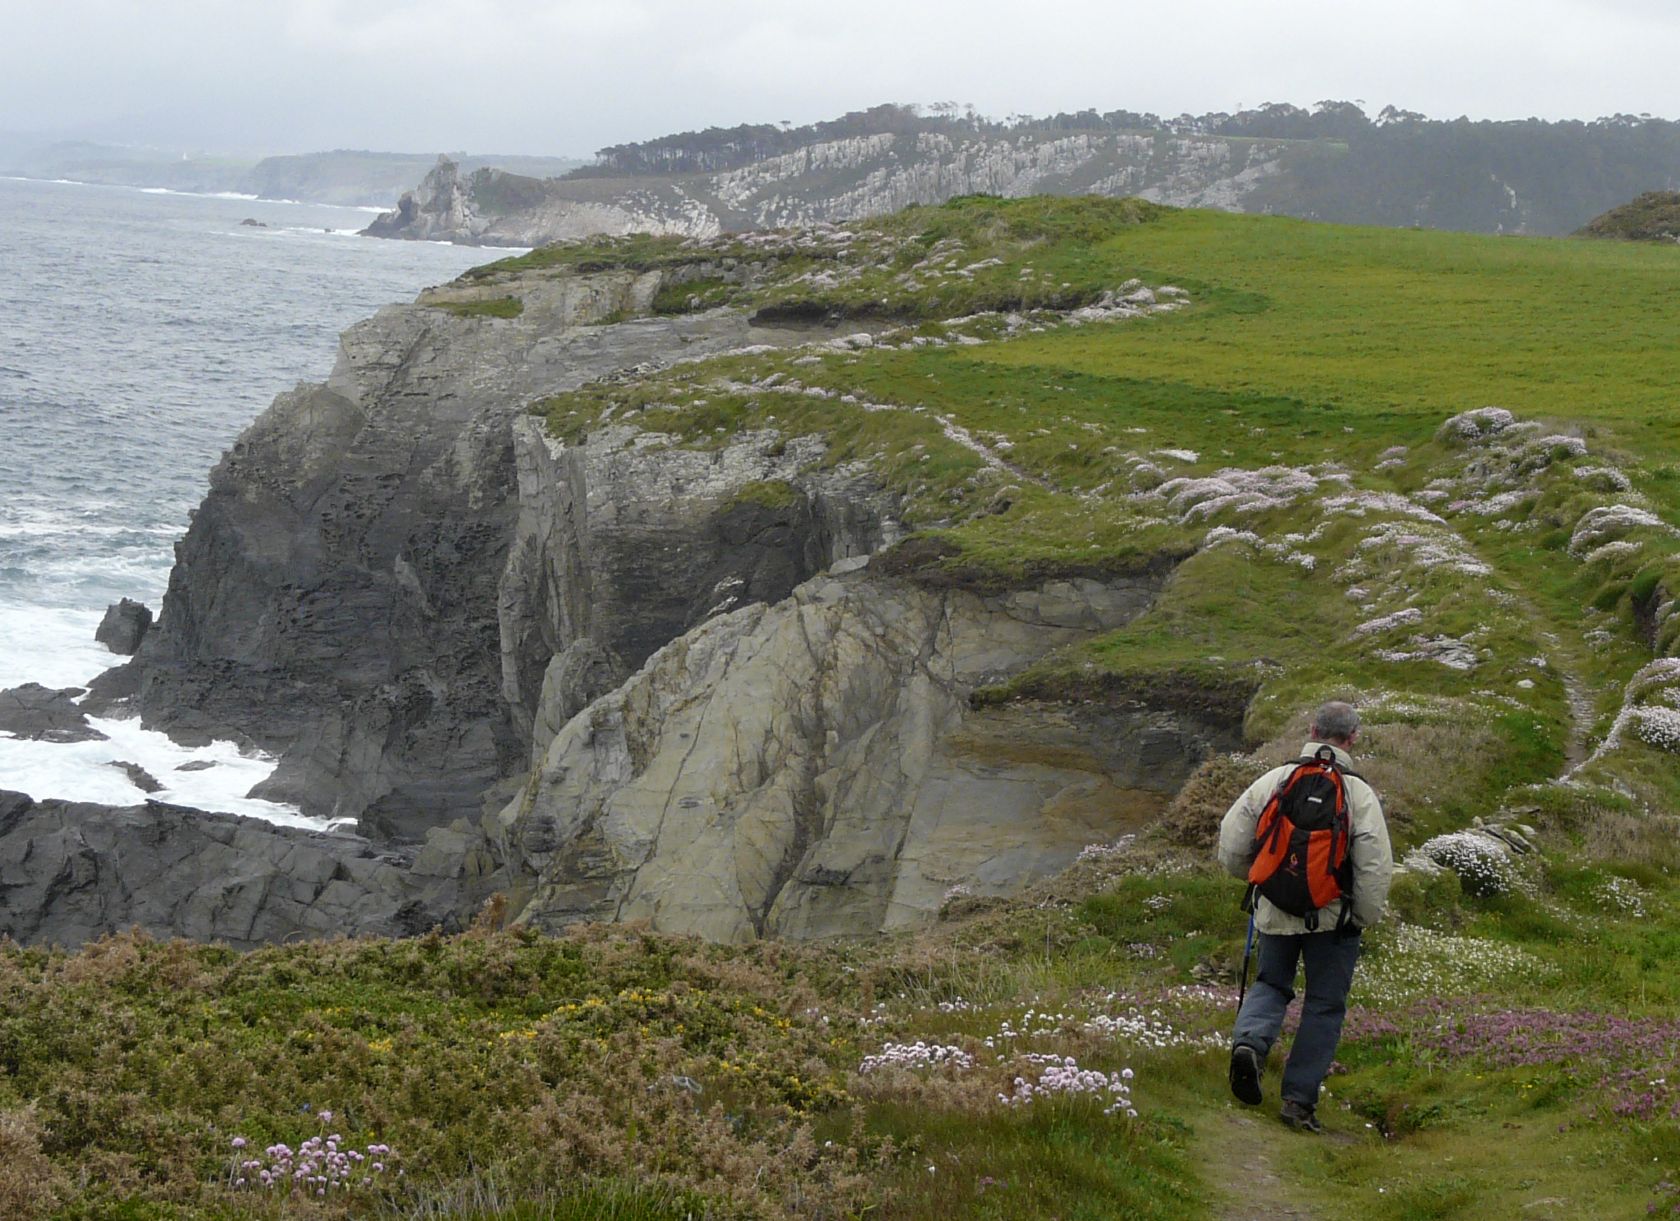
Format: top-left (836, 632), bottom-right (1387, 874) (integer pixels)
top-left (6, 0), bottom-right (1680, 163)
top-left (8, 95), bottom-right (1680, 170)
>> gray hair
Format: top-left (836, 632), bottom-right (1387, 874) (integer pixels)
top-left (1312, 700), bottom-right (1360, 743)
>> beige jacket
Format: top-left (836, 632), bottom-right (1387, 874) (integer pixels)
top-left (1216, 741), bottom-right (1393, 935)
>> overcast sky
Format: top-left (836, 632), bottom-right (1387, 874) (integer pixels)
top-left (2, 0), bottom-right (1677, 157)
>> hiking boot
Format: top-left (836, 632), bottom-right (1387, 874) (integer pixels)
top-left (1279, 1099), bottom-right (1324, 1134)
top-left (1228, 1045), bottom-right (1263, 1106)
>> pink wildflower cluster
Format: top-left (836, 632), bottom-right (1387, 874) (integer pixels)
top-left (999, 1055), bottom-right (1137, 1117)
top-left (1346, 999), bottom-right (1680, 1121)
top-left (1607, 1069), bottom-right (1680, 1122)
top-left (1648, 1177), bottom-right (1680, 1216)
top-left (858, 1041), bottom-right (975, 1074)
top-left (227, 1118), bottom-right (394, 1197)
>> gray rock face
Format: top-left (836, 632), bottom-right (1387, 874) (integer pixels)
top-left (0, 684), bottom-right (105, 743)
top-left (96, 598), bottom-right (154, 654)
top-left (362, 157), bottom-right (484, 242)
top-left (482, 565), bottom-right (1240, 942)
top-left (118, 263), bottom-right (877, 840)
top-left (530, 639), bottom-right (626, 764)
top-left (89, 232), bottom-right (1234, 944)
top-left (497, 417), bottom-right (900, 756)
top-left (0, 790), bottom-right (470, 949)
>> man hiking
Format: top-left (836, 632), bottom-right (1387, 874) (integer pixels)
top-left (1217, 700), bottom-right (1393, 1133)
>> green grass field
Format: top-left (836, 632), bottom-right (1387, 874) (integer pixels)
top-left (13, 199), bottom-right (1680, 1218)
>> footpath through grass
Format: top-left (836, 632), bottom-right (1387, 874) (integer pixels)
top-left (11, 199), bottom-right (1680, 1217)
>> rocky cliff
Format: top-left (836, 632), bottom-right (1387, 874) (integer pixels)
top-left (486, 562), bottom-right (1236, 943)
top-left (84, 197), bottom-right (1251, 944)
top-left (361, 103), bottom-right (1680, 246)
top-left (101, 254), bottom-right (854, 838)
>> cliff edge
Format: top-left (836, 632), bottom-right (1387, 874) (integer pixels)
top-left (83, 196), bottom-right (1246, 942)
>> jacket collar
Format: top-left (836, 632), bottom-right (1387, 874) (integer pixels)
top-left (1301, 740), bottom-right (1355, 770)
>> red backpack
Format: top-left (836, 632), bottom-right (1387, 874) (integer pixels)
top-left (1245, 746), bottom-right (1358, 931)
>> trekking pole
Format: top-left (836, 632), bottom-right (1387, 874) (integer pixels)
top-left (1236, 911), bottom-right (1256, 1014)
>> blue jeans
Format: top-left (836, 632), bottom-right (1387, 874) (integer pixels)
top-left (1233, 930), bottom-right (1362, 1107)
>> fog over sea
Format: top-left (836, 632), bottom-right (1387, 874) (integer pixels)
top-left (0, 176), bottom-right (490, 823)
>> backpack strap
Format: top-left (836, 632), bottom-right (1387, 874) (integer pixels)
top-left (1299, 747), bottom-right (1365, 783)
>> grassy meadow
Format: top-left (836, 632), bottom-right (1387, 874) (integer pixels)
top-left (10, 198), bottom-right (1680, 1218)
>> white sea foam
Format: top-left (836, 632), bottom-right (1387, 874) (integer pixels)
top-left (0, 606), bottom-right (118, 690)
top-left (0, 715), bottom-right (324, 828)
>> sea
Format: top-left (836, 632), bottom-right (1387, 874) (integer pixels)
top-left (0, 176), bottom-right (492, 826)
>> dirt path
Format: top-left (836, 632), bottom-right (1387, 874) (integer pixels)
top-left (1211, 1111), bottom-right (1325, 1221)
top-left (1535, 627), bottom-right (1595, 776)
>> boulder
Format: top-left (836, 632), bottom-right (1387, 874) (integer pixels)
top-left (95, 598), bottom-right (153, 654)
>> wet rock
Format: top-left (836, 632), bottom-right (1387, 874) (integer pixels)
top-left (109, 761), bottom-right (163, 793)
top-left (96, 598), bottom-right (154, 654)
top-left (0, 684), bottom-right (106, 743)
top-left (175, 760), bottom-right (216, 772)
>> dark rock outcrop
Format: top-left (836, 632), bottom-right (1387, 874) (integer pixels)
top-left (96, 598), bottom-right (153, 654)
top-left (0, 790), bottom-right (480, 949)
top-left (0, 684), bottom-right (105, 743)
